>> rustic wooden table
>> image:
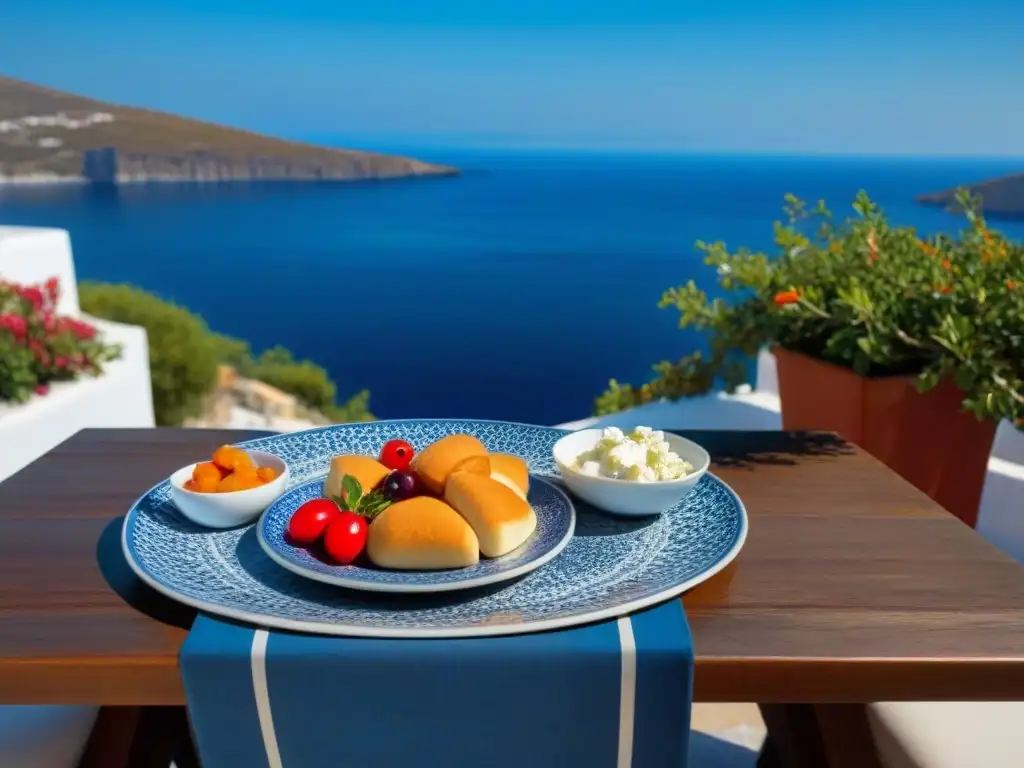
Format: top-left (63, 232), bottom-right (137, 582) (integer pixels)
top-left (1, 428), bottom-right (1023, 768)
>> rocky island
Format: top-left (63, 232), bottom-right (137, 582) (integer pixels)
top-left (0, 76), bottom-right (456, 183)
top-left (917, 172), bottom-right (1024, 218)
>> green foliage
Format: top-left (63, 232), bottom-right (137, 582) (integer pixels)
top-left (81, 282), bottom-right (374, 426)
top-left (249, 346), bottom-right (333, 409)
top-left (80, 282), bottom-right (219, 426)
top-left (209, 332), bottom-right (254, 374)
top-left (324, 389), bottom-right (374, 424)
top-left (244, 345), bottom-right (374, 423)
top-left (595, 190), bottom-right (1024, 426)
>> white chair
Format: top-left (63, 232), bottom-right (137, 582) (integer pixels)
top-left (0, 706), bottom-right (98, 768)
top-left (867, 702), bottom-right (1024, 768)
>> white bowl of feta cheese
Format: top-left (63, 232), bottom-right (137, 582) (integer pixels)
top-left (552, 426), bottom-right (710, 516)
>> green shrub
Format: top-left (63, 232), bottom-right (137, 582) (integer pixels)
top-left (79, 282), bottom-right (219, 426)
top-left (242, 344), bottom-right (374, 423)
top-left (247, 346), bottom-right (335, 411)
top-left (82, 282), bottom-right (375, 426)
top-left (324, 389), bottom-right (374, 423)
top-left (595, 190), bottom-right (1024, 426)
top-left (209, 332), bottom-right (254, 375)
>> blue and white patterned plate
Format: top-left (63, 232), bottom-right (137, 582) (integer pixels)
top-left (256, 475), bottom-right (575, 593)
top-left (121, 419), bottom-right (748, 639)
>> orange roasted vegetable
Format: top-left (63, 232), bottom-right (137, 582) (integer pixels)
top-left (212, 445), bottom-right (254, 473)
top-left (185, 447), bottom-right (266, 494)
top-left (194, 474), bottom-right (220, 493)
top-left (193, 462), bottom-right (225, 484)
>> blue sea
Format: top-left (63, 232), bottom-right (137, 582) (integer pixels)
top-left (1, 150), bottom-right (1022, 425)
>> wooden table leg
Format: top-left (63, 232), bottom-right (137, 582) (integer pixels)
top-left (758, 704), bottom-right (829, 768)
top-left (813, 704), bottom-right (884, 768)
top-left (77, 705), bottom-right (200, 768)
top-left (756, 735), bottom-right (784, 768)
top-left (758, 703), bottom-right (885, 768)
top-left (77, 706), bottom-right (140, 768)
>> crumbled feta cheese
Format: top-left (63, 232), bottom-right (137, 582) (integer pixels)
top-left (573, 426), bottom-right (693, 482)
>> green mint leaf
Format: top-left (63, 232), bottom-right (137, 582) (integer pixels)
top-left (340, 475), bottom-right (363, 510)
top-left (356, 490), bottom-right (392, 521)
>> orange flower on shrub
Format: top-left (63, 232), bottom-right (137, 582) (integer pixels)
top-left (595, 190), bottom-right (1023, 428)
top-left (774, 290), bottom-right (800, 306)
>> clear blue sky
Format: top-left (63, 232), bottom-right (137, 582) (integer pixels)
top-left (2, 0), bottom-right (1022, 155)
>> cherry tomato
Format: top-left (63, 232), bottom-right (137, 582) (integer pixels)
top-left (379, 439), bottom-right (415, 471)
top-left (287, 499), bottom-right (340, 545)
top-left (323, 512), bottom-right (368, 565)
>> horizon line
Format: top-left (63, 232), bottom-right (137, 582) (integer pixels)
top-left (308, 139), bottom-right (1024, 163)
top-left (294, 134), bottom-right (1024, 162)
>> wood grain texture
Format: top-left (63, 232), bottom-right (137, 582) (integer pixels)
top-left (0, 428), bottom-right (1023, 706)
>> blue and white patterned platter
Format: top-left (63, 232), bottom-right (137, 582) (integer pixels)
top-left (121, 419), bottom-right (748, 639)
top-left (257, 475), bottom-right (575, 593)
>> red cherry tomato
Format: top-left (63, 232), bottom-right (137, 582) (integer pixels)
top-left (287, 499), bottom-right (340, 545)
top-left (324, 512), bottom-right (368, 565)
top-left (379, 439), bottom-right (415, 471)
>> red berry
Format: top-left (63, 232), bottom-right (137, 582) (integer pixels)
top-left (286, 499), bottom-right (340, 545)
top-left (323, 512), bottom-right (368, 565)
top-left (379, 439), bottom-right (415, 471)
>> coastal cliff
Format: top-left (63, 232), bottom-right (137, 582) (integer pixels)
top-left (80, 147), bottom-right (445, 183)
top-left (0, 75), bottom-right (456, 183)
top-left (917, 172), bottom-right (1024, 217)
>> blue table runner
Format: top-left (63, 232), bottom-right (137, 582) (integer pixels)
top-left (181, 600), bottom-right (693, 768)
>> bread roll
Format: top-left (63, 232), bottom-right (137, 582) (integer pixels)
top-left (489, 453), bottom-right (530, 500)
top-left (324, 455), bottom-right (391, 501)
top-left (366, 497), bottom-right (480, 570)
top-left (444, 471), bottom-right (537, 558)
top-left (410, 434), bottom-right (490, 494)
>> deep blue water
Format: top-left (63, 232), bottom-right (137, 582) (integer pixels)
top-left (1, 150), bottom-right (1022, 424)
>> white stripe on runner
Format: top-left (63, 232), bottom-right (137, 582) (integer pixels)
top-left (250, 629), bottom-right (284, 768)
top-left (616, 617), bottom-right (637, 768)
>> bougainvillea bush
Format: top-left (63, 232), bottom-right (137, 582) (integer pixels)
top-left (0, 277), bottom-right (121, 404)
top-left (595, 190), bottom-right (1024, 425)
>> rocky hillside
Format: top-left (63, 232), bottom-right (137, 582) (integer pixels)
top-left (0, 75), bottom-right (456, 183)
top-left (917, 172), bottom-right (1024, 217)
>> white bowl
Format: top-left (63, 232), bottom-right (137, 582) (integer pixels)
top-left (552, 428), bottom-right (710, 517)
top-left (168, 450), bottom-right (290, 529)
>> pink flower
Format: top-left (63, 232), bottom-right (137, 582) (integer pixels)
top-left (29, 340), bottom-right (50, 366)
top-left (19, 286), bottom-right (45, 309)
top-left (34, 384), bottom-right (50, 397)
top-left (69, 319), bottom-right (97, 341)
top-left (55, 356), bottom-right (69, 369)
top-left (44, 277), bottom-right (59, 302)
top-left (0, 313), bottom-right (27, 338)
top-left (40, 311), bottom-right (57, 334)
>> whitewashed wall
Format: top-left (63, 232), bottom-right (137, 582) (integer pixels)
top-left (0, 227), bottom-right (156, 481)
top-left (0, 226), bottom-right (156, 768)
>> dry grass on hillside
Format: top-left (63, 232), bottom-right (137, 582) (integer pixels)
top-left (0, 75), bottom-right (454, 179)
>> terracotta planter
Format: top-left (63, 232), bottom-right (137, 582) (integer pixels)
top-left (772, 347), bottom-right (997, 528)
